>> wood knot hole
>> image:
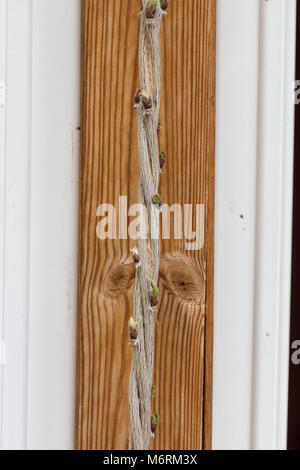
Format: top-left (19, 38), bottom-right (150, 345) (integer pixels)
top-left (103, 263), bottom-right (135, 298)
top-left (160, 254), bottom-right (205, 304)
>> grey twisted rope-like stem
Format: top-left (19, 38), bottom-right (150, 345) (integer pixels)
top-left (129, 0), bottom-right (167, 451)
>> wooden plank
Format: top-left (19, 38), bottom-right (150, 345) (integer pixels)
top-left (76, 0), bottom-right (216, 450)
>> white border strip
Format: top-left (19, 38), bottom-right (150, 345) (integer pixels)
top-left (213, 0), bottom-right (260, 450)
top-left (213, 0), bottom-right (296, 450)
top-left (251, 0), bottom-right (296, 450)
top-left (0, 0), bottom-right (81, 450)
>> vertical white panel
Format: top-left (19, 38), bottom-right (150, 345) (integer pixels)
top-left (0, 0), bottom-right (33, 449)
top-left (251, 0), bottom-right (296, 450)
top-left (213, 0), bottom-right (296, 450)
top-left (0, 0), bottom-right (81, 450)
top-left (213, 0), bottom-right (260, 450)
top-left (26, 0), bottom-right (81, 450)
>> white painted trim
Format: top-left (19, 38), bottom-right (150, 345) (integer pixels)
top-left (213, 0), bottom-right (296, 450)
top-left (251, 0), bottom-right (296, 450)
top-left (0, 0), bottom-right (81, 450)
top-left (213, 0), bottom-right (260, 450)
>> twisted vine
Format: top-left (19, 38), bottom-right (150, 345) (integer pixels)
top-left (128, 0), bottom-right (169, 451)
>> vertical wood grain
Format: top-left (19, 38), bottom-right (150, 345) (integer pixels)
top-left (77, 0), bottom-right (215, 450)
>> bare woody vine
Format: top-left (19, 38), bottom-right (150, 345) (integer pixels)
top-left (128, 0), bottom-right (169, 451)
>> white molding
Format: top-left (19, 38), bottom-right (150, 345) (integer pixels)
top-left (0, 0), bottom-right (33, 449)
top-left (213, 0), bottom-right (261, 450)
top-left (213, 0), bottom-right (296, 450)
top-left (251, 0), bottom-right (296, 450)
top-left (0, 0), bottom-right (81, 450)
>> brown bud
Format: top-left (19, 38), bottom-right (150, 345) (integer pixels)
top-left (141, 90), bottom-right (152, 110)
top-left (151, 422), bottom-right (157, 433)
top-left (152, 193), bottom-right (162, 209)
top-left (130, 329), bottom-right (138, 341)
top-left (134, 90), bottom-right (141, 107)
top-left (150, 280), bottom-right (159, 307)
top-left (133, 254), bottom-right (140, 265)
top-left (130, 248), bottom-right (140, 266)
top-left (129, 318), bottom-right (138, 341)
top-left (159, 152), bottom-right (167, 170)
top-left (160, 0), bottom-right (169, 11)
top-left (150, 295), bottom-right (158, 308)
top-left (151, 413), bottom-right (160, 434)
top-left (146, 0), bottom-right (158, 19)
top-left (157, 122), bottom-right (162, 136)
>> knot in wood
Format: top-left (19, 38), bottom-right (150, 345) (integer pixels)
top-left (160, 254), bottom-right (205, 304)
top-left (103, 263), bottom-right (135, 298)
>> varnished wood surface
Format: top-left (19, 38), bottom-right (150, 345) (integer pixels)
top-left (76, 0), bottom-right (216, 450)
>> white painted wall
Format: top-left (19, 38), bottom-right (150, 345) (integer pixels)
top-left (213, 0), bottom-right (296, 450)
top-left (0, 0), bottom-right (296, 451)
top-left (0, 0), bottom-right (81, 450)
